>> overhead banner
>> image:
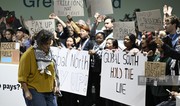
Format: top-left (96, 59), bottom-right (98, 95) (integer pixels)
top-left (0, 42), bottom-right (20, 64)
top-left (113, 21), bottom-right (136, 40)
top-left (51, 47), bottom-right (90, 96)
top-left (100, 50), bottom-right (147, 106)
top-left (136, 9), bottom-right (163, 32)
top-left (25, 19), bottom-right (55, 36)
top-left (54, 0), bottom-right (84, 16)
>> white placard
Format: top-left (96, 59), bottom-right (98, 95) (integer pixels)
top-left (90, 0), bottom-right (113, 16)
top-left (113, 21), bottom-right (136, 40)
top-left (176, 96), bottom-right (180, 106)
top-left (136, 9), bottom-right (163, 32)
top-left (0, 64), bottom-right (26, 106)
top-left (54, 0), bottom-right (84, 16)
top-left (25, 19), bottom-right (55, 36)
top-left (100, 50), bottom-right (147, 106)
top-left (51, 47), bottom-right (90, 96)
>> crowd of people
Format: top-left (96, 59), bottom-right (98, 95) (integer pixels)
top-left (0, 4), bottom-right (180, 106)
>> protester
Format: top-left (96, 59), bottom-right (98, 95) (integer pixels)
top-left (88, 32), bottom-right (106, 106)
top-left (1, 29), bottom-right (15, 42)
top-left (49, 13), bottom-right (69, 47)
top-left (150, 36), bottom-right (173, 105)
top-left (18, 29), bottom-right (59, 106)
top-left (123, 33), bottom-right (139, 53)
top-left (57, 36), bottom-right (77, 106)
top-left (77, 23), bottom-right (94, 106)
top-left (16, 27), bottom-right (31, 55)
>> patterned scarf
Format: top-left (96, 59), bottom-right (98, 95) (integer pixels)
top-left (33, 41), bottom-right (53, 76)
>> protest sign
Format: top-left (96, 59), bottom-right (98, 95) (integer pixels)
top-left (0, 42), bottom-right (20, 64)
top-left (51, 47), bottom-right (90, 96)
top-left (113, 21), bottom-right (136, 40)
top-left (145, 61), bottom-right (166, 77)
top-left (136, 9), bottom-right (163, 32)
top-left (0, 64), bottom-right (26, 106)
top-left (100, 50), bottom-right (147, 106)
top-left (25, 19), bottom-right (55, 36)
top-left (54, 0), bottom-right (84, 16)
top-left (90, 0), bottom-right (113, 16)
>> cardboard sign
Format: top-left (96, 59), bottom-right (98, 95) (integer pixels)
top-left (54, 0), bottom-right (84, 16)
top-left (0, 42), bottom-right (20, 64)
top-left (25, 19), bottom-right (55, 36)
top-left (100, 50), bottom-right (147, 106)
top-left (51, 47), bottom-right (90, 96)
top-left (113, 21), bottom-right (136, 40)
top-left (145, 61), bottom-right (166, 77)
top-left (136, 9), bottom-right (163, 32)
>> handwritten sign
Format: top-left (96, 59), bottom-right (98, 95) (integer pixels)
top-left (51, 47), bottom-right (90, 96)
top-left (136, 9), bottom-right (163, 32)
top-left (25, 19), bottom-right (55, 36)
top-left (0, 42), bottom-right (20, 64)
top-left (100, 50), bottom-right (147, 106)
top-left (145, 62), bottom-right (166, 77)
top-left (113, 21), bottom-right (136, 40)
top-left (54, 0), bottom-right (84, 16)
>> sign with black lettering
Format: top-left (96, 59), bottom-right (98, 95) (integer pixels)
top-left (25, 19), bottom-right (55, 36)
top-left (0, 42), bottom-right (20, 64)
top-left (51, 47), bottom-right (90, 96)
top-left (54, 0), bottom-right (84, 16)
top-left (0, 63), bottom-right (26, 106)
top-left (100, 50), bottom-right (147, 106)
top-left (113, 21), bottom-right (136, 40)
top-left (136, 9), bottom-right (163, 32)
top-left (145, 62), bottom-right (166, 77)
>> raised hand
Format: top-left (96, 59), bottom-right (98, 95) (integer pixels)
top-left (49, 13), bottom-right (58, 19)
top-left (167, 6), bottom-right (173, 16)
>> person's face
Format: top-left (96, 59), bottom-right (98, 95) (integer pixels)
top-left (123, 36), bottom-right (132, 48)
top-left (5, 31), bottom-right (12, 40)
top-left (16, 31), bottom-right (24, 40)
top-left (95, 33), bottom-right (104, 45)
top-left (141, 35), bottom-right (147, 48)
top-left (39, 39), bottom-right (52, 54)
top-left (105, 39), bottom-right (113, 50)
top-left (104, 19), bottom-right (113, 30)
top-left (57, 23), bottom-right (63, 32)
top-left (23, 33), bottom-right (29, 40)
top-left (12, 35), bottom-right (17, 42)
top-left (80, 29), bottom-right (88, 39)
top-left (164, 20), bottom-right (175, 33)
top-left (68, 27), bottom-right (74, 36)
top-left (66, 37), bottom-right (74, 48)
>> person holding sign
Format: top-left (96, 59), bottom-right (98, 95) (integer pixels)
top-left (123, 33), bottom-right (139, 53)
top-left (150, 36), bottom-right (173, 105)
top-left (104, 38), bottom-right (128, 106)
top-left (88, 32), bottom-right (106, 106)
top-left (18, 29), bottom-right (59, 106)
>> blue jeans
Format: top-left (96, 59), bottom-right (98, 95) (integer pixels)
top-left (23, 89), bottom-right (57, 106)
